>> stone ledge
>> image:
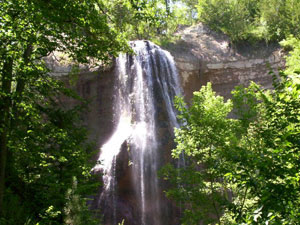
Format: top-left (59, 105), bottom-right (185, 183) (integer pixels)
top-left (166, 23), bottom-right (285, 100)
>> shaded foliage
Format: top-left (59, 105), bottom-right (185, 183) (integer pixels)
top-left (0, 0), bottom-right (157, 224)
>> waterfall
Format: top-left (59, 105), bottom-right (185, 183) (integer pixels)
top-left (93, 41), bottom-right (182, 225)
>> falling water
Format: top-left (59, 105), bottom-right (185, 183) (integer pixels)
top-left (93, 41), bottom-right (182, 225)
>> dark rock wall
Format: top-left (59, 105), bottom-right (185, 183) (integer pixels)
top-left (59, 70), bottom-right (116, 158)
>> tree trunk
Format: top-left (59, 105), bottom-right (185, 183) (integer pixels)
top-left (0, 57), bottom-right (13, 216)
top-left (16, 44), bottom-right (32, 96)
top-left (0, 44), bottom-right (32, 216)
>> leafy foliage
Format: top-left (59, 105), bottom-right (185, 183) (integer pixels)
top-left (161, 83), bottom-right (237, 224)
top-left (280, 36), bottom-right (300, 79)
top-left (196, 0), bottom-right (300, 42)
top-left (0, 0), bottom-right (157, 223)
top-left (162, 63), bottom-right (300, 224)
top-left (103, 0), bottom-right (194, 46)
top-left (1, 74), bottom-right (100, 224)
top-left (197, 0), bottom-right (255, 41)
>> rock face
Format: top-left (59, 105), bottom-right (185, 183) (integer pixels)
top-left (165, 23), bottom-right (285, 100)
top-left (47, 23), bottom-right (285, 225)
top-left (45, 52), bottom-right (116, 150)
top-left (47, 22), bottom-right (285, 110)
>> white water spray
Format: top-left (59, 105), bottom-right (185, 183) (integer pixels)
top-left (93, 41), bottom-right (182, 225)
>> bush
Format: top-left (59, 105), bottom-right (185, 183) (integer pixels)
top-left (197, 0), bottom-right (257, 41)
top-left (196, 0), bottom-right (300, 42)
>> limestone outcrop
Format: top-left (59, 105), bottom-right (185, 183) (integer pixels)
top-left (47, 23), bottom-right (284, 102)
top-left (166, 23), bottom-right (285, 100)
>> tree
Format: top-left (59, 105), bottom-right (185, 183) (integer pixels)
top-left (160, 83), bottom-right (236, 224)
top-left (2, 88), bottom-right (100, 224)
top-left (196, 0), bottom-right (257, 42)
top-left (103, 0), bottom-right (170, 40)
top-left (0, 0), bottom-right (154, 223)
top-left (161, 61), bottom-right (300, 224)
top-left (172, 0), bottom-right (198, 24)
top-left (103, 0), bottom-right (191, 44)
top-left (195, 0), bottom-right (300, 42)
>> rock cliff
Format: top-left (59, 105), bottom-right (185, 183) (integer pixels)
top-left (165, 23), bottom-right (285, 100)
top-left (47, 23), bottom-right (285, 105)
top-left (46, 23), bottom-right (285, 224)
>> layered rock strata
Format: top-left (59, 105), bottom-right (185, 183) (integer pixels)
top-left (166, 23), bottom-right (285, 100)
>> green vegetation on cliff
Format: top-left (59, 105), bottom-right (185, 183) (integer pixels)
top-left (197, 0), bottom-right (300, 42)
